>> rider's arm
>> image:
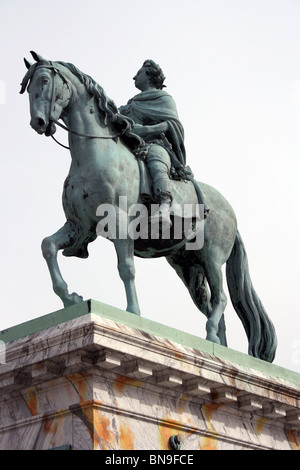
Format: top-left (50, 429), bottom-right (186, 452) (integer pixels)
top-left (133, 122), bottom-right (168, 139)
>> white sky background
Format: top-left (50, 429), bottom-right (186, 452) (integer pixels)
top-left (0, 0), bottom-right (299, 372)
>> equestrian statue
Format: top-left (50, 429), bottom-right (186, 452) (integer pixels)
top-left (20, 51), bottom-right (277, 362)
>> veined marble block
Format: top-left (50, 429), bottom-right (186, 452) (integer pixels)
top-left (0, 300), bottom-right (299, 450)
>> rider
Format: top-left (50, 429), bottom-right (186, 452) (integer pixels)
top-left (119, 60), bottom-right (189, 227)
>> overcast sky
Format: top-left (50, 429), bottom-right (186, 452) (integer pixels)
top-left (0, 0), bottom-right (299, 373)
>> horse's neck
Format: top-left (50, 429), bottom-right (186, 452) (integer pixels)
top-left (62, 90), bottom-right (120, 168)
top-left (64, 93), bottom-right (111, 139)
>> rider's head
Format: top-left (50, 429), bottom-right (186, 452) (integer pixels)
top-left (142, 60), bottom-right (166, 90)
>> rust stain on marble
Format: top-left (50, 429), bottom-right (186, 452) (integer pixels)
top-left (201, 402), bottom-right (219, 430)
top-left (67, 373), bottom-right (90, 403)
top-left (173, 350), bottom-right (186, 361)
top-left (178, 394), bottom-right (188, 414)
top-left (286, 429), bottom-right (300, 450)
top-left (158, 409), bottom-right (197, 450)
top-left (24, 387), bottom-right (38, 416)
top-left (42, 413), bottom-right (64, 448)
top-left (93, 410), bottom-right (118, 450)
top-left (157, 411), bottom-right (180, 450)
top-left (200, 402), bottom-right (219, 450)
top-left (43, 413), bottom-right (62, 434)
top-left (200, 434), bottom-right (218, 450)
top-left (119, 422), bottom-right (135, 450)
top-left (43, 414), bottom-right (54, 433)
top-left (74, 404), bottom-right (133, 450)
top-left (256, 417), bottom-right (267, 435)
top-left (158, 420), bottom-right (179, 449)
top-left (74, 404), bottom-right (117, 450)
top-left (113, 375), bottom-right (143, 394)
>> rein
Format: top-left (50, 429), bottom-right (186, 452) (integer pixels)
top-left (50, 119), bottom-right (127, 150)
top-left (52, 118), bottom-right (126, 141)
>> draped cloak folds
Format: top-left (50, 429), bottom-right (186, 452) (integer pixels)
top-left (119, 89), bottom-right (186, 170)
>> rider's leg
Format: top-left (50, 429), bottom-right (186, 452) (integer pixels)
top-left (146, 145), bottom-right (172, 226)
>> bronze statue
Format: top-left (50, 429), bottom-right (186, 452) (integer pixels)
top-left (20, 51), bottom-right (277, 362)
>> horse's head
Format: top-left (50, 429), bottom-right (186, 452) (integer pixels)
top-left (20, 51), bottom-right (72, 136)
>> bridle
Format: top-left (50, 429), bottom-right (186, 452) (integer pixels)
top-left (36, 63), bottom-right (127, 150)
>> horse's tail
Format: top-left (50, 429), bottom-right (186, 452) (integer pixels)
top-left (226, 230), bottom-right (277, 362)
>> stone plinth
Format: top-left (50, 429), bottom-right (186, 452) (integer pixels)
top-left (0, 300), bottom-right (299, 450)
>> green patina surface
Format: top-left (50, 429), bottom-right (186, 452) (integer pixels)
top-left (1, 299), bottom-right (299, 386)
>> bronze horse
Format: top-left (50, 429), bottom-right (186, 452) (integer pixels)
top-left (20, 52), bottom-right (277, 362)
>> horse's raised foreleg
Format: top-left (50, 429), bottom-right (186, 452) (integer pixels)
top-left (41, 222), bottom-right (84, 307)
top-left (113, 238), bottom-right (141, 316)
top-left (166, 251), bottom-right (212, 318)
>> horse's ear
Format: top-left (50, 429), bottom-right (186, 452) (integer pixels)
top-left (30, 51), bottom-right (46, 62)
top-left (24, 58), bottom-right (32, 69)
top-left (20, 63), bottom-right (36, 94)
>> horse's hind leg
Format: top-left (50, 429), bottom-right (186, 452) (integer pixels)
top-left (167, 256), bottom-right (211, 316)
top-left (41, 221), bottom-right (84, 307)
top-left (204, 255), bottom-right (227, 345)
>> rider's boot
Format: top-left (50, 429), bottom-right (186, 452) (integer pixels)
top-left (150, 184), bottom-right (173, 229)
top-left (146, 151), bottom-right (173, 229)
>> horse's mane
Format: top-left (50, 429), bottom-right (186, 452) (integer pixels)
top-left (56, 61), bottom-right (123, 124)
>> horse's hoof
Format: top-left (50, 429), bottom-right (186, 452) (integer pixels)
top-left (126, 305), bottom-right (141, 316)
top-left (206, 333), bottom-right (221, 344)
top-left (64, 292), bottom-right (84, 307)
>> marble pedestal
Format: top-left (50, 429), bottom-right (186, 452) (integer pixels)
top-left (0, 300), bottom-right (299, 450)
